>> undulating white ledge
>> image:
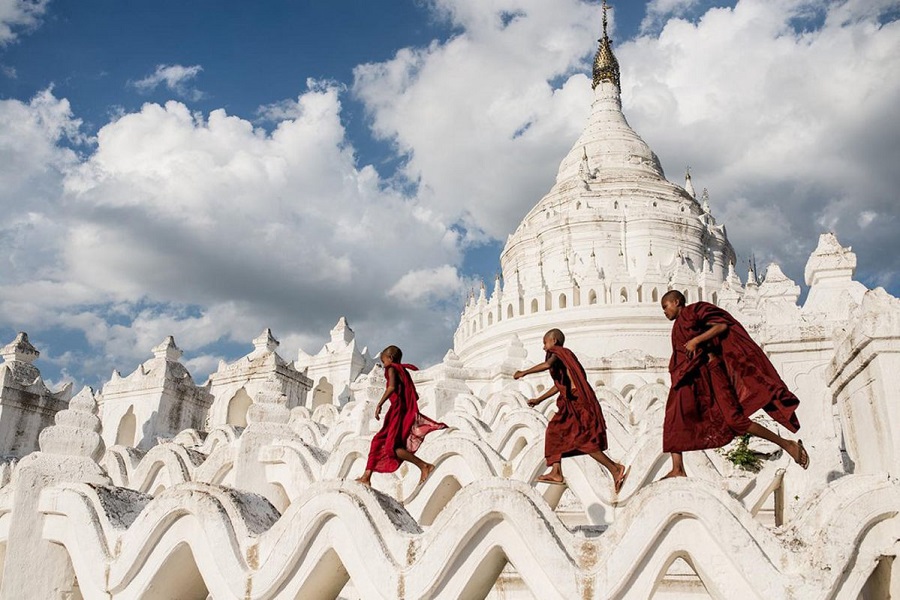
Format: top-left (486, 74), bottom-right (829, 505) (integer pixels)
top-left (33, 475), bottom-right (900, 600)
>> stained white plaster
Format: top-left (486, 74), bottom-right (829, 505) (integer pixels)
top-left (0, 19), bottom-right (897, 600)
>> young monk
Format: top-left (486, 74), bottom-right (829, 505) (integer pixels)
top-left (356, 345), bottom-right (447, 487)
top-left (514, 329), bottom-right (628, 492)
top-left (660, 290), bottom-right (809, 478)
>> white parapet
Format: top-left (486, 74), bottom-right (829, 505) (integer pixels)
top-left (828, 287), bottom-right (900, 477)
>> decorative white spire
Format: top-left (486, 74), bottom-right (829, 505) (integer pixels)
top-left (38, 386), bottom-right (105, 460)
top-left (152, 336), bottom-right (182, 361)
top-left (1, 332), bottom-right (39, 365)
top-left (328, 318), bottom-right (354, 345)
top-left (254, 328), bottom-right (281, 352)
top-left (684, 167), bottom-right (696, 198)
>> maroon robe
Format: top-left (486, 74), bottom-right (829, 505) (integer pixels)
top-left (664, 302), bottom-right (801, 452)
top-left (543, 346), bottom-right (608, 465)
top-left (365, 363), bottom-right (447, 473)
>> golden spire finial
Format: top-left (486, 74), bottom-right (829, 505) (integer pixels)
top-left (602, 0), bottom-right (609, 38)
top-left (592, 0), bottom-right (620, 90)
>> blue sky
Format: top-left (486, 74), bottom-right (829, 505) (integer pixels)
top-left (1, 0), bottom-right (898, 391)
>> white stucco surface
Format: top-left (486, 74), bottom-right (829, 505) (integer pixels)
top-left (0, 12), bottom-right (897, 599)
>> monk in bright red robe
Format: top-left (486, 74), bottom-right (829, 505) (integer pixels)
top-left (356, 345), bottom-right (447, 486)
top-left (514, 329), bottom-right (628, 492)
top-left (661, 290), bottom-right (809, 478)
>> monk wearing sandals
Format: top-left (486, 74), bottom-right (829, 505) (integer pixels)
top-left (514, 329), bottom-right (628, 493)
top-left (660, 290), bottom-right (809, 478)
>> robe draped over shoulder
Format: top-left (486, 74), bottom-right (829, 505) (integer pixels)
top-left (663, 302), bottom-right (801, 452)
top-left (365, 363), bottom-right (447, 473)
top-left (543, 346), bottom-right (608, 465)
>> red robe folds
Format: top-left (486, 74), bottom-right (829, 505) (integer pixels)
top-left (543, 346), bottom-right (608, 465)
top-left (365, 363), bottom-right (447, 473)
top-left (664, 302), bottom-right (801, 452)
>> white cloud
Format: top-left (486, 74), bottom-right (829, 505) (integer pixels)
top-left (180, 353), bottom-right (224, 379)
top-left (130, 64), bottom-right (206, 101)
top-left (2, 0), bottom-right (899, 386)
top-left (254, 81), bottom-right (348, 123)
top-left (0, 81), bottom-right (466, 381)
top-left (388, 265), bottom-right (465, 303)
top-left (0, 0), bottom-right (49, 45)
top-left (355, 0), bottom-right (900, 291)
top-left (640, 0), bottom-right (703, 33)
top-left (857, 211), bottom-right (877, 229)
top-left (617, 0), bottom-right (900, 286)
top-left (353, 0), bottom-right (600, 241)
top-left (256, 98), bottom-right (306, 122)
top-left (0, 89), bottom-right (82, 284)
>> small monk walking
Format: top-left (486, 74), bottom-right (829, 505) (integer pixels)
top-left (356, 345), bottom-right (447, 487)
top-left (514, 329), bottom-right (628, 492)
top-left (660, 290), bottom-right (809, 478)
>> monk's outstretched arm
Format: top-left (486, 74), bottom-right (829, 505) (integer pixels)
top-left (514, 355), bottom-right (562, 407)
top-left (527, 386), bottom-right (559, 407)
top-left (684, 323), bottom-right (728, 357)
top-left (513, 355), bottom-right (559, 380)
top-left (374, 367), bottom-right (397, 420)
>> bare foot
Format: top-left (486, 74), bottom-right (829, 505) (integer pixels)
top-left (786, 440), bottom-right (810, 470)
top-left (354, 477), bottom-right (371, 487)
top-left (536, 473), bottom-right (566, 485)
top-left (613, 464), bottom-right (629, 494)
top-left (419, 462), bottom-right (435, 485)
top-left (660, 470), bottom-right (687, 480)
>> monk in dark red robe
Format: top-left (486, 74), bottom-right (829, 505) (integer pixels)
top-left (514, 329), bottom-right (628, 492)
top-left (356, 345), bottom-right (447, 486)
top-left (661, 290), bottom-right (809, 478)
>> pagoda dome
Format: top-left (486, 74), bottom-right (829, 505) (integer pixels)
top-left (453, 2), bottom-right (735, 367)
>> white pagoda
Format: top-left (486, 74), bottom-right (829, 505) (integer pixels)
top-left (454, 5), bottom-right (732, 373)
top-left (0, 4), bottom-right (896, 599)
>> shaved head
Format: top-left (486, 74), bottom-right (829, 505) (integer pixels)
top-left (661, 290), bottom-right (686, 307)
top-left (544, 328), bottom-right (565, 345)
top-left (380, 345), bottom-right (402, 362)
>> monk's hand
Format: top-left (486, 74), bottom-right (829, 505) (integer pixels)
top-left (513, 370), bottom-right (524, 380)
top-left (527, 398), bottom-right (541, 408)
top-left (374, 403), bottom-right (383, 420)
top-left (684, 338), bottom-right (700, 358)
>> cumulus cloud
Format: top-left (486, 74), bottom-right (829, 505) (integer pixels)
top-left (0, 0), bottom-right (49, 45)
top-left (3, 0), bottom-right (899, 388)
top-left (130, 64), bottom-right (206, 101)
top-left (388, 265), bottom-right (466, 303)
top-left (0, 89), bottom-right (83, 281)
top-left (0, 82), bottom-right (464, 384)
top-left (618, 0), bottom-right (900, 287)
top-left (640, 0), bottom-right (705, 33)
top-left (254, 82), bottom-right (348, 123)
top-left (353, 0), bottom-right (601, 241)
top-left (355, 0), bottom-right (900, 291)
